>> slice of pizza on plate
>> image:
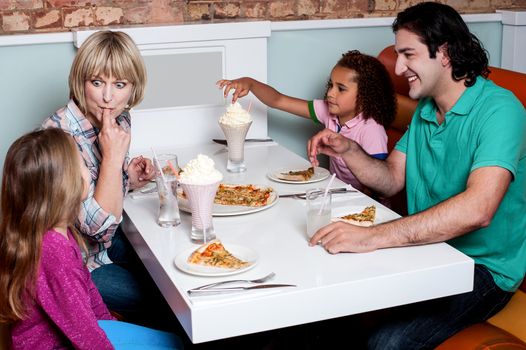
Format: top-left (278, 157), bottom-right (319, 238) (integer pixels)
top-left (278, 167), bottom-right (315, 181)
top-left (187, 239), bottom-right (250, 269)
top-left (332, 205), bottom-right (376, 227)
top-left (178, 184), bottom-right (274, 207)
top-left (214, 184), bottom-right (273, 207)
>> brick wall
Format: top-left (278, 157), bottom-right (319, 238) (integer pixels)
top-left (1, 0), bottom-right (525, 35)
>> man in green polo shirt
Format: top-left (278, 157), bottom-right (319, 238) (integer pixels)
top-left (307, 2), bottom-right (526, 349)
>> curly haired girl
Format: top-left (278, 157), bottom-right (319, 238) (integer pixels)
top-left (217, 50), bottom-right (396, 190)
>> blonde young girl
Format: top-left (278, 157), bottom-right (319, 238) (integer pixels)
top-left (0, 128), bottom-right (182, 349)
top-left (218, 50), bottom-right (396, 191)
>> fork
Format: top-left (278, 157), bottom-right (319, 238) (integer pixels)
top-left (191, 272), bottom-right (276, 290)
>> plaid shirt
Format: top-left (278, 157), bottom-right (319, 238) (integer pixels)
top-left (42, 100), bottom-right (130, 271)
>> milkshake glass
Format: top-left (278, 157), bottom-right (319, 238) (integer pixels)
top-left (219, 102), bottom-right (252, 173)
top-left (179, 154), bottom-right (223, 244)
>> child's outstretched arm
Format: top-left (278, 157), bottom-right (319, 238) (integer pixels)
top-left (217, 77), bottom-right (310, 118)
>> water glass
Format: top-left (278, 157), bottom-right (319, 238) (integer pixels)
top-left (306, 188), bottom-right (332, 238)
top-left (155, 154), bottom-right (181, 227)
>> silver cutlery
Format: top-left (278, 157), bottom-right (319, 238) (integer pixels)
top-left (213, 138), bottom-right (273, 145)
top-left (187, 283), bottom-right (296, 295)
top-left (279, 188), bottom-right (357, 198)
top-left (191, 272), bottom-right (276, 291)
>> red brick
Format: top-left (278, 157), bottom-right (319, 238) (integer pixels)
top-left (348, 0), bottom-right (369, 12)
top-left (320, 0), bottom-right (348, 17)
top-left (112, 0), bottom-right (141, 7)
top-left (269, 0), bottom-right (294, 18)
top-left (214, 2), bottom-right (240, 19)
top-left (1, 0), bottom-right (43, 10)
top-left (123, 6), bottom-right (149, 24)
top-left (95, 6), bottom-right (123, 25)
top-left (243, 1), bottom-right (267, 18)
top-left (298, 0), bottom-right (319, 16)
top-left (187, 2), bottom-right (210, 20)
top-left (148, 0), bottom-right (179, 24)
top-left (34, 8), bottom-right (61, 29)
top-left (374, 0), bottom-right (396, 11)
top-left (45, 0), bottom-right (105, 6)
top-left (2, 10), bottom-right (31, 31)
top-left (63, 7), bottom-right (93, 27)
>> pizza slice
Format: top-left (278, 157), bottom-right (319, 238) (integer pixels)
top-left (179, 184), bottom-right (273, 207)
top-left (214, 184), bottom-right (272, 207)
top-left (278, 167), bottom-right (315, 181)
top-left (187, 239), bottom-right (250, 269)
top-left (332, 205), bottom-right (376, 227)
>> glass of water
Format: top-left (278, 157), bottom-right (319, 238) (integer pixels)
top-left (155, 154), bottom-right (181, 227)
top-left (306, 188), bottom-right (332, 239)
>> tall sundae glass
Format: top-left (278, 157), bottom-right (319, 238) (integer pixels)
top-left (179, 154), bottom-right (223, 244)
top-left (219, 102), bottom-right (252, 173)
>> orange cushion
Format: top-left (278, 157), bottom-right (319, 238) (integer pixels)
top-left (436, 323), bottom-right (526, 350)
top-left (488, 290), bottom-right (526, 342)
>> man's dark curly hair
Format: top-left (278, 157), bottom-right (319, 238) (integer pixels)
top-left (327, 50), bottom-right (396, 127)
top-left (392, 2), bottom-right (489, 87)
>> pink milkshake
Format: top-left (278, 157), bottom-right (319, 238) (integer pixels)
top-left (179, 154), bottom-right (223, 244)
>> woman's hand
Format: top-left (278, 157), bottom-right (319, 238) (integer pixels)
top-left (128, 156), bottom-right (155, 190)
top-left (98, 108), bottom-right (130, 164)
top-left (217, 78), bottom-right (253, 104)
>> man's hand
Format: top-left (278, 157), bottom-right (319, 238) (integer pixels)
top-left (307, 128), bottom-right (354, 167)
top-left (309, 221), bottom-right (379, 254)
top-left (217, 78), bottom-right (252, 104)
top-left (128, 156), bottom-right (155, 190)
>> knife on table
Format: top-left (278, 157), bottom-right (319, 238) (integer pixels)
top-left (187, 284), bottom-right (296, 295)
top-left (279, 188), bottom-right (356, 198)
top-left (213, 138), bottom-right (273, 145)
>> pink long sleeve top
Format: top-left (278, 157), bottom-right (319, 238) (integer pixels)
top-left (11, 229), bottom-right (115, 349)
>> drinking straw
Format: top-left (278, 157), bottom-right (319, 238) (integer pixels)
top-left (151, 147), bottom-right (169, 190)
top-left (247, 100), bottom-right (253, 113)
top-left (318, 173), bottom-right (336, 215)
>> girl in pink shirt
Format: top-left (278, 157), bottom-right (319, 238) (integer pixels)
top-left (217, 50), bottom-right (396, 191)
top-left (0, 129), bottom-right (182, 349)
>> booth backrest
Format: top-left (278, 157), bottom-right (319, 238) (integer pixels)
top-left (377, 45), bottom-right (526, 292)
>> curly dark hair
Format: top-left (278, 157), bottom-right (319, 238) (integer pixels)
top-left (327, 50), bottom-right (396, 127)
top-left (392, 2), bottom-right (489, 87)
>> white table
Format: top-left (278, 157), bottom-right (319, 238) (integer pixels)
top-left (122, 142), bottom-right (474, 344)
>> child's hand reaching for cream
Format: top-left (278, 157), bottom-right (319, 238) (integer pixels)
top-left (217, 78), bottom-right (253, 104)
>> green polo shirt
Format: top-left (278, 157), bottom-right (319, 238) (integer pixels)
top-left (396, 77), bottom-right (526, 292)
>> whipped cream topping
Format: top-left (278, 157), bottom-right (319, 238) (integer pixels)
top-left (179, 154), bottom-right (223, 185)
top-left (219, 102), bottom-right (252, 125)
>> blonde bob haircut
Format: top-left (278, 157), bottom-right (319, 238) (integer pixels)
top-left (69, 30), bottom-right (147, 115)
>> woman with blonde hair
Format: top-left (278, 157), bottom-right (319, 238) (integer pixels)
top-left (0, 128), bottom-right (182, 349)
top-left (42, 30), bottom-right (169, 326)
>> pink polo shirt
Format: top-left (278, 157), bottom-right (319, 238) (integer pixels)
top-left (309, 100), bottom-right (388, 190)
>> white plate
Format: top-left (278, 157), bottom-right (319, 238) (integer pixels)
top-left (174, 244), bottom-right (258, 277)
top-left (177, 184), bottom-right (278, 217)
top-left (267, 166), bottom-right (330, 184)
